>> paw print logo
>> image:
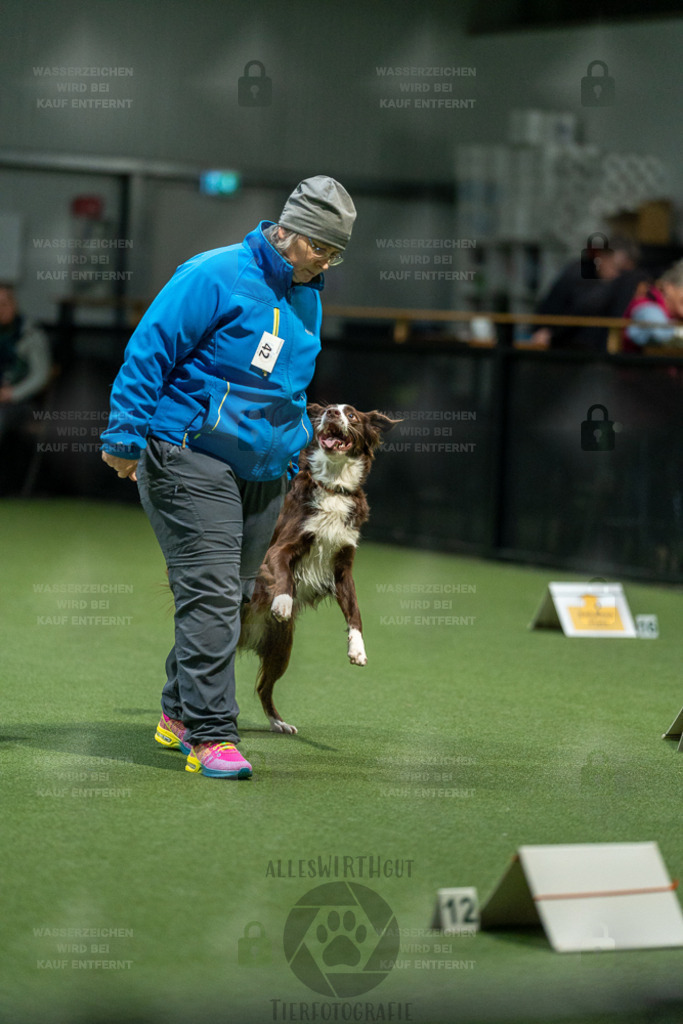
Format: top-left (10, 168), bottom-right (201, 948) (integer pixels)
top-left (283, 881), bottom-right (400, 997)
top-left (317, 909), bottom-right (368, 966)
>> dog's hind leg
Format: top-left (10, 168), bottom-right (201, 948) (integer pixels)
top-left (255, 618), bottom-right (298, 734)
top-left (333, 545), bottom-right (367, 666)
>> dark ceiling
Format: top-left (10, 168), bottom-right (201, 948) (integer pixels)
top-left (467, 0), bottom-right (683, 33)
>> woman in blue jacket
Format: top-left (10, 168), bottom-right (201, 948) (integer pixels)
top-left (100, 176), bottom-right (356, 779)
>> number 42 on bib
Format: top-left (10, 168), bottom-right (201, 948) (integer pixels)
top-left (251, 331), bottom-right (284, 376)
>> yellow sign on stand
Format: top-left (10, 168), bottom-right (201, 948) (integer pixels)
top-left (529, 582), bottom-right (637, 638)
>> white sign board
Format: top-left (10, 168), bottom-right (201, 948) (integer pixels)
top-left (480, 842), bottom-right (683, 952)
top-left (529, 582), bottom-right (637, 638)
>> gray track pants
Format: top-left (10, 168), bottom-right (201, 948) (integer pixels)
top-left (136, 437), bottom-right (286, 745)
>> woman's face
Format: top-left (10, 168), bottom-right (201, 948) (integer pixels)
top-left (279, 231), bottom-right (336, 283)
top-left (663, 282), bottom-right (683, 319)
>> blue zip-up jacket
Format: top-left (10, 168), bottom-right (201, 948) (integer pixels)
top-left (100, 221), bottom-right (323, 480)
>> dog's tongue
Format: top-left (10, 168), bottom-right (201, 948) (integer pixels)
top-left (321, 436), bottom-right (339, 449)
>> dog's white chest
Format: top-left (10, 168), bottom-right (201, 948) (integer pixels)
top-left (309, 490), bottom-right (358, 545)
top-left (294, 490), bottom-right (359, 599)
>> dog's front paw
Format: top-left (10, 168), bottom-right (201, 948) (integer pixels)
top-left (347, 628), bottom-right (367, 666)
top-left (271, 594), bottom-right (293, 621)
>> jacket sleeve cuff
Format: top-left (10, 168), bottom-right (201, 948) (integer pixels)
top-left (100, 442), bottom-right (143, 460)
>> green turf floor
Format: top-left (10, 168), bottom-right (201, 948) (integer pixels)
top-left (1, 498), bottom-right (682, 1024)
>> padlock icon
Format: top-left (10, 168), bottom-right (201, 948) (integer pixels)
top-left (580, 923), bottom-right (617, 957)
top-left (581, 404), bottom-right (615, 451)
top-left (581, 61), bottom-right (615, 107)
top-left (238, 61), bottom-right (272, 107)
top-left (237, 921), bottom-right (272, 966)
top-left (581, 233), bottom-right (612, 279)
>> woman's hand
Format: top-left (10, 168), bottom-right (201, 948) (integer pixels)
top-left (101, 451), bottom-right (138, 481)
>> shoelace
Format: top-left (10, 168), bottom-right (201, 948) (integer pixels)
top-left (193, 741), bottom-right (238, 753)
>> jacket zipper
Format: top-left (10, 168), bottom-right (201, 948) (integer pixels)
top-left (208, 381), bottom-right (230, 433)
top-left (194, 380), bottom-right (230, 439)
top-left (255, 309), bottom-right (282, 475)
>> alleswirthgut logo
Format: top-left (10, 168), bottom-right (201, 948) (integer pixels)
top-left (283, 882), bottom-right (400, 997)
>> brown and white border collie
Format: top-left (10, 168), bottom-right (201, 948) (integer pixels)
top-left (238, 403), bottom-right (399, 734)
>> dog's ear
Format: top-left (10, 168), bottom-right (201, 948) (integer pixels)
top-left (363, 411), bottom-right (402, 454)
top-left (307, 403), bottom-right (326, 422)
top-left (367, 411), bottom-right (402, 435)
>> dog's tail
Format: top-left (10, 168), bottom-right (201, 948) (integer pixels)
top-left (239, 601), bottom-right (296, 697)
top-left (238, 599), bottom-right (261, 655)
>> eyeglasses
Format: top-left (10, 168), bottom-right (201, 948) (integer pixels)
top-left (304, 236), bottom-right (344, 266)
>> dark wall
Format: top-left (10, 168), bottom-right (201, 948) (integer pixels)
top-left (6, 330), bottom-right (681, 585)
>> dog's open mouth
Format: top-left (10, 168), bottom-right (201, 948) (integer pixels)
top-left (318, 428), bottom-right (353, 453)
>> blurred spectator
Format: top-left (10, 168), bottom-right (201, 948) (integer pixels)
top-left (528, 236), bottom-right (646, 352)
top-left (0, 283), bottom-right (52, 444)
top-left (622, 258), bottom-right (683, 352)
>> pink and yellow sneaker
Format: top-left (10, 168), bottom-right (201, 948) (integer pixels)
top-left (185, 742), bottom-right (252, 779)
top-left (154, 713), bottom-right (191, 754)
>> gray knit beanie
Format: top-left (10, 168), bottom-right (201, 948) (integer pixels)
top-left (279, 176), bottom-right (357, 249)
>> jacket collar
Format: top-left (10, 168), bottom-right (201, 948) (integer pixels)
top-left (244, 220), bottom-right (325, 297)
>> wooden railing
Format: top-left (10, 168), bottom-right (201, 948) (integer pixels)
top-left (323, 305), bottom-right (683, 355)
top-left (53, 297), bottom-right (683, 356)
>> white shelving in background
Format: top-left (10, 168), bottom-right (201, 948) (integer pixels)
top-left (453, 110), bottom-right (672, 343)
